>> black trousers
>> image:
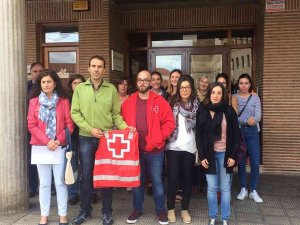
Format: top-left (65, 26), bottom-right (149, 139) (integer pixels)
top-left (167, 150), bottom-right (195, 210)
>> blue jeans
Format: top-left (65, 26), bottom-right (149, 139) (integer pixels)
top-left (238, 126), bottom-right (260, 191)
top-left (206, 152), bottom-right (232, 221)
top-left (79, 136), bottom-right (113, 214)
top-left (133, 150), bottom-right (165, 214)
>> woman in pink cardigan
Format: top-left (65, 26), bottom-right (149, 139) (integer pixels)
top-left (28, 70), bottom-right (74, 225)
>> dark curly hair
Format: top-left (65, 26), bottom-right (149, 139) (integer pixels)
top-left (68, 74), bottom-right (86, 97)
top-left (29, 70), bottom-right (68, 99)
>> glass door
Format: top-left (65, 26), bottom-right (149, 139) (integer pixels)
top-left (149, 47), bottom-right (229, 84)
top-left (188, 47), bottom-right (229, 82)
top-left (149, 48), bottom-right (187, 85)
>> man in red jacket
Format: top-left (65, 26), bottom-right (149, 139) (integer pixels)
top-left (122, 70), bottom-right (175, 225)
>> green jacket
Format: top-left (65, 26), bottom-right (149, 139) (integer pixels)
top-left (71, 78), bottom-right (127, 137)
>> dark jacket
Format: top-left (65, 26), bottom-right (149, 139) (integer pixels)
top-left (195, 103), bottom-right (240, 174)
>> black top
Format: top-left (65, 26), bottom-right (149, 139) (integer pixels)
top-left (195, 103), bottom-right (240, 174)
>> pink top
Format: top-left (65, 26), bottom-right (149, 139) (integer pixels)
top-left (214, 114), bottom-right (227, 152)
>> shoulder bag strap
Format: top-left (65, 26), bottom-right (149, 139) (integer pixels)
top-left (238, 94), bottom-right (252, 117)
top-left (65, 128), bottom-right (72, 152)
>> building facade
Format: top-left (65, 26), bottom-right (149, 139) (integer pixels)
top-left (25, 0), bottom-right (300, 175)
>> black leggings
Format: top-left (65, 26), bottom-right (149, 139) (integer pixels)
top-left (167, 150), bottom-right (195, 210)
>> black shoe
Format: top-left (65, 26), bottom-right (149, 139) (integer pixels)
top-left (126, 210), bottom-right (142, 224)
top-left (29, 191), bottom-right (37, 198)
top-left (59, 223), bottom-right (68, 225)
top-left (73, 212), bottom-right (91, 225)
top-left (92, 192), bottom-right (99, 204)
top-left (68, 194), bottom-right (79, 205)
top-left (38, 223), bottom-right (47, 225)
top-left (103, 212), bottom-right (113, 225)
top-left (157, 211), bottom-right (169, 225)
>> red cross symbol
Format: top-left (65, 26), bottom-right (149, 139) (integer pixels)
top-left (153, 105), bottom-right (159, 113)
top-left (107, 134), bottom-right (130, 158)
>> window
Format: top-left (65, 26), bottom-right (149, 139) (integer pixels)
top-left (49, 52), bottom-right (77, 64)
top-left (232, 29), bottom-right (253, 45)
top-left (231, 48), bottom-right (252, 82)
top-left (151, 30), bottom-right (228, 47)
top-left (231, 58), bottom-right (234, 70)
top-left (44, 27), bottom-right (79, 43)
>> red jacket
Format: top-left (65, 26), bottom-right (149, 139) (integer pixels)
top-left (28, 97), bottom-right (74, 145)
top-left (121, 91), bottom-right (175, 152)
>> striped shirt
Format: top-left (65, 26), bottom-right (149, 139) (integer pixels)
top-left (235, 94), bottom-right (262, 125)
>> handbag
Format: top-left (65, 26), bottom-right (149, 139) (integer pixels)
top-left (236, 94), bottom-right (252, 164)
top-left (64, 128), bottom-right (78, 185)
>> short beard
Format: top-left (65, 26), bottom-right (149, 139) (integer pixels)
top-left (138, 85), bottom-right (150, 93)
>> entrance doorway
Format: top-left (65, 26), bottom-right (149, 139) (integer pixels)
top-left (43, 46), bottom-right (79, 88)
top-left (149, 46), bottom-right (229, 85)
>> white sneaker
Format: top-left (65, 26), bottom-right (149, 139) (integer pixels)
top-left (208, 218), bottom-right (215, 225)
top-left (249, 190), bottom-right (263, 203)
top-left (126, 187), bottom-right (132, 191)
top-left (222, 220), bottom-right (229, 225)
top-left (237, 188), bottom-right (248, 200)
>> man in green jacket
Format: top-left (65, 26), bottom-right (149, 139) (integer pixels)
top-left (71, 55), bottom-right (134, 225)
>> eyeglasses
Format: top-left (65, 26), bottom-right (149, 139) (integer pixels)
top-left (33, 70), bottom-right (43, 73)
top-left (179, 86), bottom-right (191, 91)
top-left (137, 79), bottom-right (151, 84)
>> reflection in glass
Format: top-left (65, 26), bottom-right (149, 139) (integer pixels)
top-left (45, 32), bottom-right (79, 43)
top-left (190, 54), bottom-right (222, 82)
top-left (152, 40), bottom-right (193, 47)
top-left (155, 55), bottom-right (181, 78)
top-left (231, 48), bottom-right (252, 83)
top-left (151, 31), bottom-right (228, 47)
top-left (49, 52), bottom-right (77, 64)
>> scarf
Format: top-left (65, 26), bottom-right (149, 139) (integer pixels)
top-left (38, 91), bottom-right (59, 140)
top-left (206, 101), bottom-right (228, 142)
top-left (169, 99), bottom-right (199, 142)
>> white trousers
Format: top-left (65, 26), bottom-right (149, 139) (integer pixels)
top-left (37, 162), bottom-right (68, 216)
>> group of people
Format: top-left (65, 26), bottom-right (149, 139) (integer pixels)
top-left (27, 55), bottom-right (262, 225)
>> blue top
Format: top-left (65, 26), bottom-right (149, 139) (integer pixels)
top-left (234, 94), bottom-right (262, 125)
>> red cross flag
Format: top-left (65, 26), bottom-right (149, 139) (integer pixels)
top-left (93, 129), bottom-right (140, 188)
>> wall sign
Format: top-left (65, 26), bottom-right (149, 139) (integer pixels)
top-left (73, 1), bottom-right (89, 11)
top-left (266, 0), bottom-right (285, 12)
top-left (111, 50), bottom-right (124, 72)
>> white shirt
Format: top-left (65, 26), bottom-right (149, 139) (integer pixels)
top-left (168, 113), bottom-right (197, 154)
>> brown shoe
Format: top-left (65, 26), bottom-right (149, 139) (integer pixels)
top-left (168, 209), bottom-right (176, 223)
top-left (181, 210), bottom-right (191, 224)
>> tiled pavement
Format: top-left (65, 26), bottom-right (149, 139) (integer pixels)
top-left (0, 173), bottom-right (299, 225)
